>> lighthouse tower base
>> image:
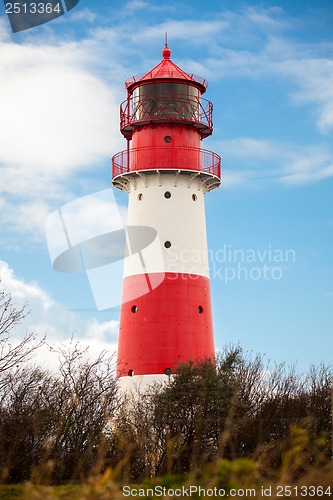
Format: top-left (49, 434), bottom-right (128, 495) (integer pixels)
top-left (117, 373), bottom-right (171, 396)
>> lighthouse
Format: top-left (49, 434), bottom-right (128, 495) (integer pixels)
top-left (112, 44), bottom-right (221, 390)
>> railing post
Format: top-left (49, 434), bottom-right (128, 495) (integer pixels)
top-left (126, 140), bottom-right (130, 174)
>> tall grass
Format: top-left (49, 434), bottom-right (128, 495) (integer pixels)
top-left (5, 438), bottom-right (332, 499)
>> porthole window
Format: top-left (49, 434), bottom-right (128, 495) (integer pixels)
top-left (164, 191), bottom-right (171, 199)
top-left (131, 305), bottom-right (138, 313)
top-left (164, 135), bottom-right (171, 143)
top-left (164, 241), bottom-right (171, 249)
top-left (128, 369), bottom-right (134, 377)
top-left (198, 306), bottom-right (204, 314)
top-left (192, 194), bottom-right (197, 201)
top-left (164, 367), bottom-right (172, 376)
top-left (138, 193), bottom-right (143, 201)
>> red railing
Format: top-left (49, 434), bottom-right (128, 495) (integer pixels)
top-left (120, 94), bottom-right (213, 138)
top-left (112, 146), bottom-right (221, 180)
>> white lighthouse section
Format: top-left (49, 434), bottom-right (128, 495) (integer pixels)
top-left (117, 373), bottom-right (171, 395)
top-left (116, 170), bottom-right (214, 394)
top-left (123, 171), bottom-right (210, 279)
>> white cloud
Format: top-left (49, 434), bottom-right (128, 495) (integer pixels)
top-left (0, 41), bottom-right (121, 171)
top-left (221, 138), bottom-right (333, 187)
top-left (0, 260), bottom-right (118, 370)
top-left (223, 138), bottom-right (276, 159)
top-left (85, 318), bottom-right (119, 344)
top-left (67, 7), bottom-right (97, 23)
top-left (4, 199), bottom-right (53, 245)
top-left (174, 10), bottom-right (333, 135)
top-left (280, 158), bottom-right (333, 185)
top-left (221, 170), bottom-right (255, 189)
top-left (282, 58), bottom-right (333, 133)
top-left (0, 35), bottom-right (125, 246)
top-left (204, 42), bottom-right (333, 136)
top-left (0, 17), bottom-right (10, 40)
top-left (125, 0), bottom-right (152, 9)
top-left (0, 260), bottom-right (54, 311)
top-left (243, 5), bottom-right (287, 31)
top-left (56, 190), bottom-right (125, 247)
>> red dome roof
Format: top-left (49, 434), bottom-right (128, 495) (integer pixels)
top-left (125, 45), bottom-right (208, 93)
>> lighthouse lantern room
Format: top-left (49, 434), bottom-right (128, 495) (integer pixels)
top-left (112, 44), bottom-right (221, 390)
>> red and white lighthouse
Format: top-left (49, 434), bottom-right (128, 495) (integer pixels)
top-left (112, 44), bottom-right (221, 390)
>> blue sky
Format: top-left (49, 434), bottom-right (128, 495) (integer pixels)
top-left (0, 0), bottom-right (332, 371)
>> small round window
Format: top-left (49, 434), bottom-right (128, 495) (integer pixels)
top-left (192, 194), bottom-right (197, 201)
top-left (128, 369), bottom-right (134, 377)
top-left (164, 241), bottom-right (171, 249)
top-left (131, 305), bottom-right (138, 313)
top-left (164, 135), bottom-right (171, 143)
top-left (164, 191), bottom-right (171, 199)
top-left (138, 193), bottom-right (143, 201)
top-left (198, 306), bottom-right (204, 314)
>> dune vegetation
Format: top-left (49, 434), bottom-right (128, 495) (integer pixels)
top-left (0, 289), bottom-right (332, 498)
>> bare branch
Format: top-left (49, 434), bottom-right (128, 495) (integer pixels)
top-left (0, 287), bottom-right (44, 381)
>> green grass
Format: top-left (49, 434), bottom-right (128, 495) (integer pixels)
top-left (0, 484), bottom-right (24, 499)
top-left (0, 484), bottom-right (81, 500)
top-left (1, 423), bottom-right (332, 499)
top-left (1, 460), bottom-right (332, 499)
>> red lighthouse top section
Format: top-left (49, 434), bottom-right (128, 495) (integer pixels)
top-left (125, 44), bottom-right (208, 94)
top-left (119, 44), bottom-right (213, 141)
top-left (112, 44), bottom-right (221, 191)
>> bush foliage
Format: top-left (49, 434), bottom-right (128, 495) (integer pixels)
top-left (0, 288), bottom-right (332, 493)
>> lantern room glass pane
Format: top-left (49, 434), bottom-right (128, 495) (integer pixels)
top-left (132, 83), bottom-right (200, 121)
